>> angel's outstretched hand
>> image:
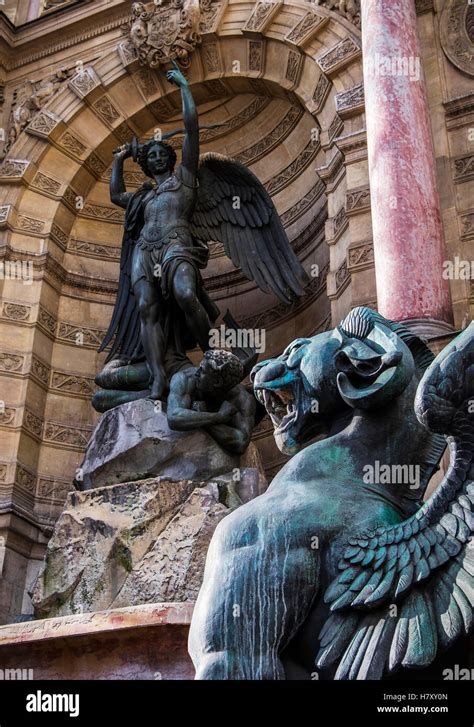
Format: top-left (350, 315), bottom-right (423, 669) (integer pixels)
top-left (166, 60), bottom-right (188, 88)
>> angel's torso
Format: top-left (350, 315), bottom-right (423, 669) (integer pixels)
top-left (139, 168), bottom-right (197, 244)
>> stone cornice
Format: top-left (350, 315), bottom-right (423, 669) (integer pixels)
top-left (444, 93), bottom-right (474, 133)
top-left (0, 1), bottom-right (129, 71)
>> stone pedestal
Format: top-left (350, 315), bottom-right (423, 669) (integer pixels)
top-left (0, 603), bottom-right (194, 680)
top-left (361, 0), bottom-right (453, 328)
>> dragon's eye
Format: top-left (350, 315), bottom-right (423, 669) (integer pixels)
top-left (282, 339), bottom-right (310, 360)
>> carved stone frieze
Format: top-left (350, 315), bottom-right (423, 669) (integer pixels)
top-left (31, 171), bottom-right (62, 196)
top-left (50, 371), bottom-right (95, 398)
top-left (0, 408), bottom-right (16, 427)
top-left (1, 302), bottom-right (30, 321)
top-left (37, 306), bottom-right (57, 336)
top-left (280, 179), bottom-right (325, 227)
top-left (335, 82), bottom-right (364, 117)
top-left (25, 110), bottom-right (61, 139)
top-left (312, 74), bottom-right (331, 113)
top-left (30, 356), bottom-right (50, 386)
top-left (0, 205), bottom-right (12, 224)
top-left (15, 464), bottom-right (36, 492)
top-left (335, 258), bottom-right (350, 291)
top-left (317, 37), bottom-right (360, 74)
top-left (16, 215), bottom-right (45, 233)
top-left (0, 353), bottom-right (24, 373)
top-left (248, 40), bottom-right (263, 72)
top-left (92, 96), bottom-right (121, 126)
top-left (199, 0), bottom-right (226, 34)
top-left (243, 1), bottom-right (281, 33)
top-left (347, 240), bottom-right (374, 271)
top-left (23, 409), bottom-right (44, 439)
top-left (0, 159), bottom-right (30, 179)
top-left (285, 11), bottom-right (327, 47)
top-left (346, 185), bottom-right (371, 215)
top-left (453, 154), bottom-right (474, 183)
top-left (235, 106), bottom-right (303, 167)
top-left (68, 67), bottom-right (101, 98)
top-left (460, 211), bottom-right (474, 239)
top-left (57, 322), bottom-right (106, 349)
top-left (43, 422), bottom-right (92, 450)
top-left (37, 476), bottom-right (73, 503)
top-left (285, 50), bottom-right (303, 85)
top-left (69, 238), bottom-right (121, 260)
top-left (265, 140), bottom-right (320, 196)
top-left (57, 131), bottom-right (88, 158)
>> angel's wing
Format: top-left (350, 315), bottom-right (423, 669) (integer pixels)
top-left (190, 153), bottom-right (309, 304)
top-left (317, 323), bottom-right (474, 679)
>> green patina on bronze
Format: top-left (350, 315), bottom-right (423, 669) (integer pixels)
top-left (189, 307), bottom-right (474, 680)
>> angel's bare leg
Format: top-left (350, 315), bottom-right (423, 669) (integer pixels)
top-left (134, 279), bottom-right (166, 400)
top-left (172, 262), bottom-right (212, 352)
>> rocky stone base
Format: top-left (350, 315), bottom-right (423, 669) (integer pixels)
top-left (75, 398), bottom-right (262, 491)
top-left (31, 473), bottom-right (261, 618)
top-left (31, 398), bottom-right (267, 618)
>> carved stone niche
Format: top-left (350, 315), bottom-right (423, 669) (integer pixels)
top-left (124, 0), bottom-right (203, 69)
top-left (440, 0), bottom-right (474, 78)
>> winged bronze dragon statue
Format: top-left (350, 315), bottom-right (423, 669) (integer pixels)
top-left (189, 307), bottom-right (473, 679)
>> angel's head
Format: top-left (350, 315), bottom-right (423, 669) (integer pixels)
top-left (137, 140), bottom-right (177, 178)
top-left (196, 350), bottom-right (244, 398)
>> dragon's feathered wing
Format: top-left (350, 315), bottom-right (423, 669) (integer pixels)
top-left (191, 153), bottom-right (309, 304)
top-left (317, 323), bottom-right (474, 679)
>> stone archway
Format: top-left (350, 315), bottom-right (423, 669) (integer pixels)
top-left (0, 1), bottom-right (373, 622)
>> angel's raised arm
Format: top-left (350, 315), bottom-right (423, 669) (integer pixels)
top-left (166, 63), bottom-right (198, 179)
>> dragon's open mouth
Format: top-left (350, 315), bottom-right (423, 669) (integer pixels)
top-left (255, 379), bottom-right (298, 434)
top-left (256, 383), bottom-right (299, 434)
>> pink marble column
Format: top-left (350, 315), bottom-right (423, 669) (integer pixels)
top-left (361, 0), bottom-right (453, 335)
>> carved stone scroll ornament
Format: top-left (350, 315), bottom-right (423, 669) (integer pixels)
top-left (126, 0), bottom-right (202, 68)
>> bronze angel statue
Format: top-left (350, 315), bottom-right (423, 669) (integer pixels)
top-left (96, 63), bottom-right (308, 407)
